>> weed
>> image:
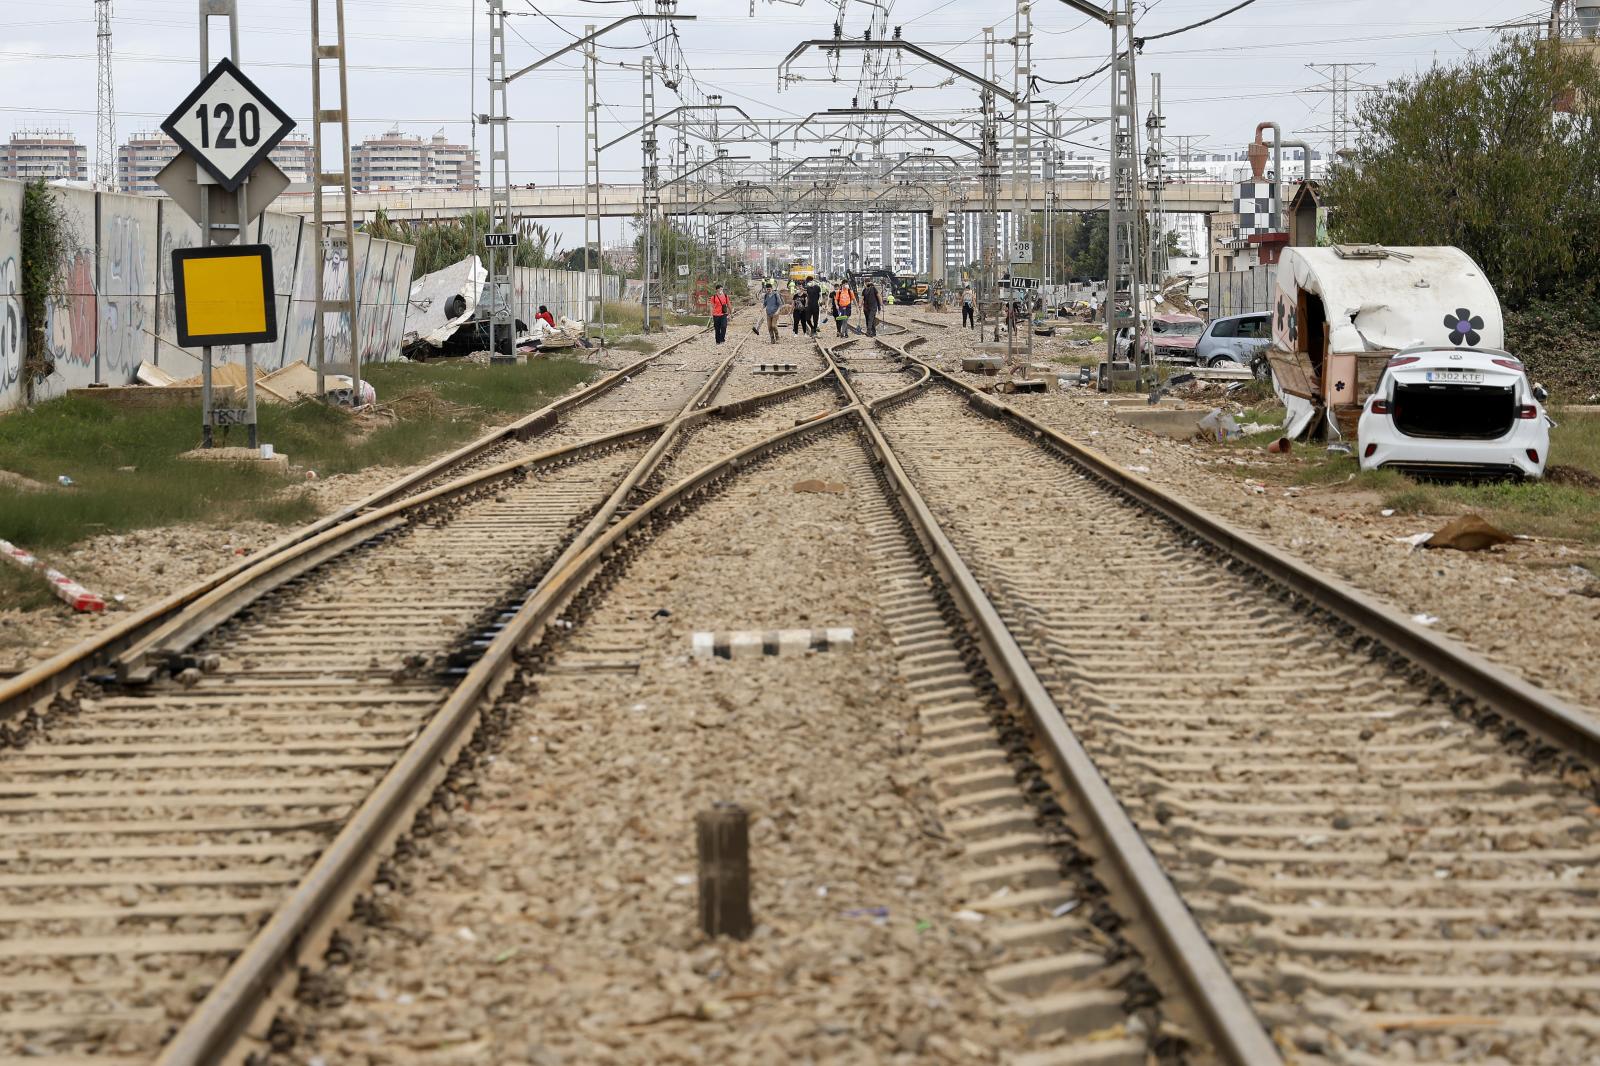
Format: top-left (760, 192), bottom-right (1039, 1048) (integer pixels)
top-left (0, 359), bottom-right (595, 549)
top-left (0, 564), bottom-right (57, 612)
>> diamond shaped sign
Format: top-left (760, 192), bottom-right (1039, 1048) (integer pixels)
top-left (162, 58), bottom-right (295, 193)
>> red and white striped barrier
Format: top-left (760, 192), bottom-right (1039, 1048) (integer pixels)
top-left (692, 627), bottom-right (853, 660)
top-left (0, 539), bottom-right (106, 613)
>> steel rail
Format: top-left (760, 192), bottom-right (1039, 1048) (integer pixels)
top-left (0, 328), bottom-right (705, 722)
top-left (898, 356), bottom-right (1600, 764)
top-left (155, 401), bottom-right (864, 1066)
top-left (831, 345), bottom-right (1283, 1065)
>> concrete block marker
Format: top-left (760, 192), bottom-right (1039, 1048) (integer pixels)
top-left (691, 627), bottom-right (855, 660)
top-left (0, 539), bottom-right (107, 613)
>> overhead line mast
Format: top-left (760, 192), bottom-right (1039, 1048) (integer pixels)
top-left (96, 0), bottom-right (116, 189)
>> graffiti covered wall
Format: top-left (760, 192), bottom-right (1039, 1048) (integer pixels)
top-left (36, 186), bottom-right (99, 402)
top-left (257, 210), bottom-right (304, 370)
top-left (97, 192), bottom-right (158, 381)
top-left (0, 181), bottom-right (22, 410)
top-left (0, 178), bottom-right (419, 410)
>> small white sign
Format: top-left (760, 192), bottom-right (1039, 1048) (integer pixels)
top-left (162, 58), bottom-right (296, 192)
top-left (677, 264), bottom-right (690, 277)
top-left (1010, 241), bottom-right (1034, 265)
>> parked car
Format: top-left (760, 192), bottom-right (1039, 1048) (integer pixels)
top-left (1195, 312), bottom-right (1271, 367)
top-left (1112, 314), bottom-right (1206, 363)
top-left (1357, 346), bottom-right (1549, 480)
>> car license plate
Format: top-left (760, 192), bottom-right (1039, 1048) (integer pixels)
top-left (1425, 370), bottom-right (1484, 383)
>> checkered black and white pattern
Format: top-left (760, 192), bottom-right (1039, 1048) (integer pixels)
top-left (1233, 180), bottom-right (1279, 235)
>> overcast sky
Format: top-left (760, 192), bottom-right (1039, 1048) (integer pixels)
top-left (0, 0), bottom-right (1545, 245)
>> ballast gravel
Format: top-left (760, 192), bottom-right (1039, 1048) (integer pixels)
top-left (277, 432), bottom-right (1028, 1065)
top-left (899, 319), bottom-right (1600, 713)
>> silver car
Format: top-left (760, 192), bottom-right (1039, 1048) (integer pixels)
top-left (1195, 312), bottom-right (1271, 367)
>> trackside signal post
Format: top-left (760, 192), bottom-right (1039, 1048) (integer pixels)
top-left (160, 1), bottom-right (295, 448)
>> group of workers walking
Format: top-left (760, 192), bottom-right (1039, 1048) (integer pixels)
top-left (709, 274), bottom-right (887, 345)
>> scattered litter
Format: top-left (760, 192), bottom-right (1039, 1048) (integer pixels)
top-left (1423, 514), bottom-right (1513, 552)
top-left (455, 927), bottom-right (477, 942)
top-left (1266, 437), bottom-right (1291, 454)
top-left (1326, 443), bottom-right (1353, 457)
top-left (1381, 508), bottom-right (1396, 517)
top-left (1243, 480), bottom-right (1267, 495)
top-left (305, 470), bottom-right (319, 480)
top-left (629, 702), bottom-right (648, 713)
top-left (652, 608), bottom-right (672, 620)
top-left (843, 906), bottom-right (890, 922)
top-left (673, 874), bottom-right (694, 886)
top-left (492, 948), bottom-right (519, 964)
top-left (1051, 900), bottom-right (1082, 918)
top-left (816, 885), bottom-right (829, 898)
top-left (1127, 464), bottom-right (1152, 474)
top-left (0, 538), bottom-right (107, 612)
top-left (792, 479), bottom-right (847, 494)
top-left (1198, 408), bottom-right (1242, 441)
top-left (56, 475), bottom-right (74, 487)
top-left (1396, 532), bottom-right (1434, 549)
top-left (1239, 422), bottom-right (1283, 435)
top-left (1411, 613), bottom-right (1440, 626)
top-left (954, 909), bottom-right (985, 923)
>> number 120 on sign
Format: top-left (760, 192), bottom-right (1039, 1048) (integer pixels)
top-left (162, 57), bottom-right (296, 192)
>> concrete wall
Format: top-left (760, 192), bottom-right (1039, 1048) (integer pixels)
top-left (0, 181), bottom-right (22, 410)
top-left (1208, 266), bottom-right (1276, 319)
top-left (511, 266), bottom-right (620, 324)
top-left (0, 177), bottom-right (418, 411)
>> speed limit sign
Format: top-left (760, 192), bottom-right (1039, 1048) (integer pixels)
top-left (162, 58), bottom-right (296, 192)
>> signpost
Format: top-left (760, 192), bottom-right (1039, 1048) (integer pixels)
top-left (483, 232), bottom-right (519, 249)
top-left (1011, 240), bottom-right (1034, 266)
top-left (160, 8), bottom-right (293, 449)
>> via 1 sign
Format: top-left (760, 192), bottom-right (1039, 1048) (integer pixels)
top-left (162, 58), bottom-right (295, 192)
top-left (483, 232), bottom-right (519, 248)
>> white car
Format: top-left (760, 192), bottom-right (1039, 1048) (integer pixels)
top-left (1358, 346), bottom-right (1549, 479)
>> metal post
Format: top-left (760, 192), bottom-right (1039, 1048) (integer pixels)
top-left (198, 0), bottom-right (250, 448)
top-left (583, 24), bottom-right (601, 334)
top-left (1145, 72), bottom-right (1171, 315)
top-left (1105, 0), bottom-right (1141, 386)
top-left (979, 28), bottom-right (1001, 342)
top-left (641, 58), bottom-right (659, 332)
top-left (1013, 0), bottom-right (1033, 362)
top-left (312, 0), bottom-right (359, 400)
top-left (486, 0), bottom-right (513, 355)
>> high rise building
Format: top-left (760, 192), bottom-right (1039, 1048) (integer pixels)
top-left (350, 128), bottom-right (479, 192)
top-left (1, 130), bottom-right (89, 183)
top-left (117, 132), bottom-right (315, 195)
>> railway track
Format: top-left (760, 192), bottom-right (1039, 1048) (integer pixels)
top-left (861, 336), bottom-right (1600, 1065)
top-left (9, 310), bottom-right (1597, 1064)
top-left (0, 315), bottom-right (849, 1064)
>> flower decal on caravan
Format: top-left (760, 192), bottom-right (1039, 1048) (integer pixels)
top-left (1444, 308), bottom-right (1485, 347)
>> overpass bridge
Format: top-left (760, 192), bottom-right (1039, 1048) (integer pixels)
top-left (275, 179), bottom-right (1233, 225)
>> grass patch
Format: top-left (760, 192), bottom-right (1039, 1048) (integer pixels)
top-left (0, 358), bottom-right (596, 550)
top-left (1250, 411), bottom-right (1600, 542)
top-left (0, 564), bottom-right (57, 612)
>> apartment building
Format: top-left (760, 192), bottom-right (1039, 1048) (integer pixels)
top-left (0, 130), bottom-right (89, 183)
top-left (117, 132), bottom-right (316, 195)
top-left (350, 129), bottom-right (479, 193)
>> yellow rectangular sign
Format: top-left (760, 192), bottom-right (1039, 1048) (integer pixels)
top-left (172, 244), bottom-right (277, 347)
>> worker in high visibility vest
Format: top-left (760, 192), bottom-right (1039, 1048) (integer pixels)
top-left (832, 280), bottom-right (855, 337)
